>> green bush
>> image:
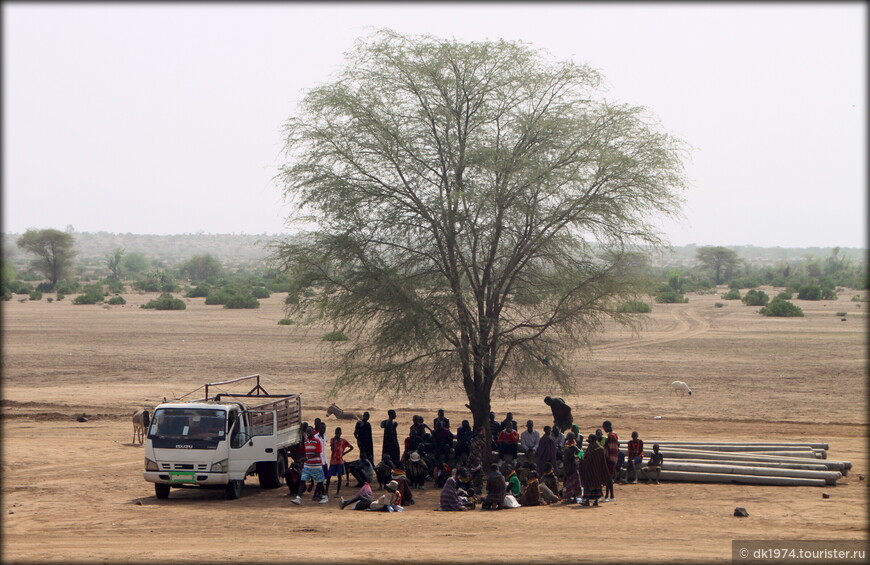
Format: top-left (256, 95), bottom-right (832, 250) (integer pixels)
top-left (186, 284), bottom-right (211, 298)
top-left (205, 288), bottom-right (237, 305)
top-left (655, 291), bottom-right (688, 304)
top-left (107, 295), bottom-right (127, 305)
top-left (224, 294), bottom-right (260, 309)
top-left (714, 302), bottom-right (724, 308)
top-left (6, 280), bottom-right (32, 295)
top-left (55, 280), bottom-right (80, 294)
top-left (835, 311), bottom-right (847, 317)
top-left (73, 288), bottom-right (105, 305)
top-left (728, 277), bottom-right (761, 289)
top-left (29, 290), bottom-right (43, 301)
top-left (821, 287), bottom-right (837, 300)
top-left (742, 289), bottom-right (769, 306)
top-left (278, 318), bottom-right (295, 325)
top-left (851, 295), bottom-right (866, 302)
top-left (251, 287), bottom-right (271, 299)
top-left (36, 281), bottom-right (55, 293)
top-left (142, 293), bottom-right (186, 310)
top-left (776, 292), bottom-right (792, 300)
top-left (797, 285), bottom-right (822, 300)
top-left (721, 288), bottom-right (741, 300)
top-left (55, 292), bottom-right (65, 301)
top-left (105, 279), bottom-right (125, 295)
top-left (322, 331), bottom-right (350, 341)
top-left (759, 298), bottom-right (804, 317)
top-left (617, 300), bottom-right (651, 313)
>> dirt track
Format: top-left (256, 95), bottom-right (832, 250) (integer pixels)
top-left (2, 288), bottom-right (867, 563)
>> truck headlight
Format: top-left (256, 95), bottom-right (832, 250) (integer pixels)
top-left (210, 459), bottom-right (228, 473)
top-left (145, 458), bottom-right (158, 471)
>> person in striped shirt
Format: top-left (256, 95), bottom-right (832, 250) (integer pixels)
top-left (290, 427), bottom-right (328, 505)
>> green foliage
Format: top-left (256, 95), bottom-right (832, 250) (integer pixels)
top-left (107, 295), bottom-right (127, 305)
top-left (224, 294), bottom-right (260, 309)
top-left (132, 270), bottom-right (178, 293)
top-left (852, 295), bottom-right (866, 302)
top-left (797, 284), bottom-right (822, 300)
top-left (55, 292), bottom-right (65, 301)
top-left (322, 331), bottom-right (350, 342)
top-left (759, 298), bottom-right (804, 317)
top-left (186, 284), bottom-right (211, 298)
top-left (2, 289), bottom-right (10, 301)
top-left (104, 278), bottom-right (125, 294)
top-left (180, 254), bottom-right (223, 283)
top-left (741, 289), bottom-right (769, 306)
top-left (278, 318), bottom-right (295, 325)
top-left (835, 311), bottom-right (847, 317)
top-left (617, 300), bottom-right (651, 313)
top-left (29, 290), bottom-right (42, 301)
top-left (73, 287), bottom-right (105, 305)
top-left (714, 302), bottom-right (724, 308)
top-left (721, 288), bottom-right (741, 300)
top-left (106, 247), bottom-right (125, 279)
top-left (655, 291), bottom-right (688, 303)
top-left (728, 277), bottom-right (761, 289)
top-left (6, 280), bottom-right (32, 295)
top-left (205, 288), bottom-right (237, 305)
top-left (776, 292), bottom-right (793, 300)
top-left (251, 286), bottom-right (271, 299)
top-left (1, 259), bottom-right (17, 287)
top-left (141, 293), bottom-right (186, 310)
top-left (55, 280), bottom-right (81, 294)
top-left (16, 229), bottom-right (77, 288)
top-left (696, 246), bottom-right (741, 284)
top-left (121, 252), bottom-right (150, 274)
top-left (666, 269), bottom-right (684, 293)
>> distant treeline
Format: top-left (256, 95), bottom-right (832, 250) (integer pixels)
top-left (3, 231), bottom-right (865, 268)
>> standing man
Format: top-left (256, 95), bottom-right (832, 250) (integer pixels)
top-left (520, 420), bottom-right (540, 465)
top-left (543, 396), bottom-right (573, 433)
top-left (380, 409), bottom-right (400, 464)
top-left (315, 421), bottom-right (329, 501)
top-left (290, 427), bottom-right (328, 505)
top-left (354, 411), bottom-right (374, 463)
top-left (326, 427), bottom-right (354, 496)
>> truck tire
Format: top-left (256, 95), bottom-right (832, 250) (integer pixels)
top-left (257, 455), bottom-right (286, 489)
top-left (154, 483), bottom-right (170, 499)
top-left (225, 479), bottom-right (243, 500)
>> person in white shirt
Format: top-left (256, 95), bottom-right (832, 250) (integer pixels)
top-left (519, 420), bottom-right (540, 465)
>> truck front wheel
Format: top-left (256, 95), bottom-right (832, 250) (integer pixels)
top-left (154, 483), bottom-right (170, 499)
top-left (225, 479), bottom-right (243, 500)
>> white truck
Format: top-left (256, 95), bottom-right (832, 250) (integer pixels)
top-left (143, 375), bottom-right (302, 500)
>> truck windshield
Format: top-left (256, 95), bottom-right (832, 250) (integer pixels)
top-left (149, 408), bottom-right (227, 442)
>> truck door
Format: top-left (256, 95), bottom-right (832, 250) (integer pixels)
top-left (227, 409), bottom-right (277, 477)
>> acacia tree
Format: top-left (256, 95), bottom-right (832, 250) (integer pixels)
top-left (272, 31), bottom-right (686, 464)
top-left (16, 228), bottom-right (76, 289)
top-left (180, 254), bottom-right (222, 283)
top-left (106, 247), bottom-right (125, 280)
top-left (695, 246), bottom-right (741, 284)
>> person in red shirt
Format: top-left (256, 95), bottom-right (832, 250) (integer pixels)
top-left (497, 422), bottom-right (520, 464)
top-left (624, 431), bottom-right (644, 484)
top-left (326, 427), bottom-right (354, 496)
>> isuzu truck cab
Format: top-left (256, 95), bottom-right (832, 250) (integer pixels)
top-left (143, 375), bottom-right (302, 499)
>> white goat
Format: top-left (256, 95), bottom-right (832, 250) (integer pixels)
top-left (670, 381), bottom-right (692, 396)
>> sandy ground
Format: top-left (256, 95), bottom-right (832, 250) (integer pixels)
top-left (1, 288), bottom-right (867, 563)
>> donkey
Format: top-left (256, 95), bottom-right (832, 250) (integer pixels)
top-left (326, 403), bottom-right (361, 421)
top-left (132, 409), bottom-right (150, 444)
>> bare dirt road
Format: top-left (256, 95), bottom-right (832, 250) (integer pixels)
top-left (2, 288), bottom-right (867, 563)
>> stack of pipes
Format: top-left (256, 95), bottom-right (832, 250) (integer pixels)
top-left (640, 441), bottom-right (851, 486)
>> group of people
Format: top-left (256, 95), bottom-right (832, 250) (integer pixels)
top-left (285, 399), bottom-right (665, 511)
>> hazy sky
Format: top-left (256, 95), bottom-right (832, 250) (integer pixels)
top-left (3, 2), bottom-right (866, 248)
